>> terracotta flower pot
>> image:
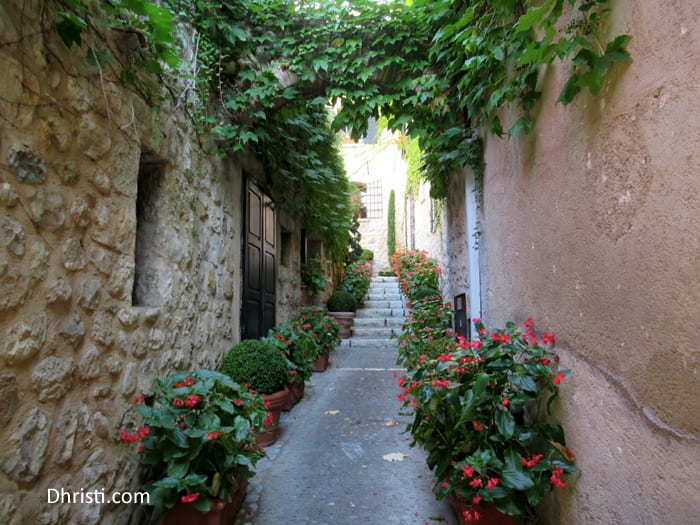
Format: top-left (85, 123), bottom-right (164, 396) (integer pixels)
top-left (301, 285), bottom-right (313, 306)
top-left (326, 311), bottom-right (354, 339)
top-left (162, 478), bottom-right (248, 525)
top-left (256, 387), bottom-right (289, 447)
top-left (449, 491), bottom-right (520, 525)
top-left (311, 350), bottom-right (330, 372)
top-left (282, 378), bottom-right (305, 411)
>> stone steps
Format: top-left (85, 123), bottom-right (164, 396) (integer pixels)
top-left (344, 276), bottom-right (406, 348)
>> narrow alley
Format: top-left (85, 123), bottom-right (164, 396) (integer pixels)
top-left (235, 277), bottom-right (455, 525)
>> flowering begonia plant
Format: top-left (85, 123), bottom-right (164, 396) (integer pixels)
top-left (398, 318), bottom-right (578, 523)
top-left (118, 370), bottom-right (267, 520)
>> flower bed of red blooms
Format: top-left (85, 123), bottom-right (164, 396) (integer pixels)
top-left (393, 252), bottom-right (577, 523)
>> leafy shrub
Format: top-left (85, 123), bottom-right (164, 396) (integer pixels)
top-left (396, 296), bottom-right (453, 369)
top-left (118, 370), bottom-right (267, 519)
top-left (391, 249), bottom-right (441, 299)
top-left (327, 290), bottom-right (356, 312)
top-left (301, 256), bottom-right (330, 295)
top-left (397, 319), bottom-right (577, 522)
top-left (360, 248), bottom-right (374, 261)
top-left (410, 287), bottom-right (442, 303)
top-left (265, 307), bottom-right (341, 381)
top-left (220, 340), bottom-right (290, 395)
top-left (339, 260), bottom-right (372, 304)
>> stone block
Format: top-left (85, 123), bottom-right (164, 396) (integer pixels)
top-left (0, 182), bottom-right (19, 207)
top-left (106, 257), bottom-right (134, 300)
top-left (89, 167), bottom-right (111, 194)
top-left (70, 197), bottom-right (91, 229)
top-left (28, 239), bottom-right (49, 283)
top-left (91, 201), bottom-right (134, 254)
top-left (46, 276), bottom-right (72, 304)
top-left (117, 307), bottom-right (139, 328)
top-left (0, 374), bottom-right (19, 426)
top-left (62, 237), bottom-right (86, 271)
top-left (28, 188), bottom-right (65, 231)
top-left (52, 409), bottom-right (78, 465)
top-left (0, 258), bottom-right (30, 311)
top-left (104, 353), bottom-right (122, 376)
top-left (0, 407), bottom-right (51, 482)
top-left (42, 115), bottom-right (73, 152)
top-left (32, 356), bottom-right (75, 401)
top-left (59, 161), bottom-right (79, 185)
top-left (2, 312), bottom-right (47, 365)
top-left (2, 214), bottom-right (25, 256)
top-left (8, 148), bottom-right (46, 185)
top-left (57, 311), bottom-right (85, 349)
top-left (78, 345), bottom-right (101, 380)
top-left (78, 278), bottom-right (102, 311)
top-left (92, 312), bottom-right (114, 347)
top-left (78, 114), bottom-right (111, 159)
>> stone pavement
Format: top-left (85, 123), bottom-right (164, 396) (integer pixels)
top-left (235, 276), bottom-right (456, 525)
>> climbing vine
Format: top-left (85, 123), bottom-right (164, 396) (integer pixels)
top-left (49, 0), bottom-right (631, 240)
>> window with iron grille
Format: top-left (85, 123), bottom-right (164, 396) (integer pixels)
top-left (361, 180), bottom-right (383, 219)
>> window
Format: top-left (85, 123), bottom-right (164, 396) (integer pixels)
top-left (360, 180), bottom-right (383, 219)
top-left (132, 151), bottom-right (167, 306)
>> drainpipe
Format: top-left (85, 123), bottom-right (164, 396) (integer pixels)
top-left (465, 169), bottom-right (482, 333)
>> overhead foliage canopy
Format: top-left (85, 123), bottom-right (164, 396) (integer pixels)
top-left (51, 0), bottom-right (631, 256)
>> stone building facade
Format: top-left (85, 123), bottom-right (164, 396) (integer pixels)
top-left (0, 4), bottom-right (303, 523)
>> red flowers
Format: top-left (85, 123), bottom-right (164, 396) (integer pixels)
top-left (175, 376), bottom-right (195, 388)
top-left (469, 478), bottom-right (483, 488)
top-left (460, 464), bottom-right (475, 478)
top-left (522, 454), bottom-right (544, 468)
top-left (471, 420), bottom-right (483, 431)
top-left (181, 493), bottom-right (199, 503)
top-left (431, 379), bottom-right (451, 388)
top-left (207, 431), bottom-right (222, 441)
top-left (550, 466), bottom-right (566, 488)
top-left (501, 396), bottom-right (509, 406)
top-left (486, 477), bottom-right (499, 490)
top-left (173, 394), bottom-right (201, 408)
top-left (552, 371), bottom-right (566, 385)
top-left (119, 426), bottom-right (150, 443)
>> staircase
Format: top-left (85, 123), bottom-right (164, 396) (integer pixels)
top-left (341, 275), bottom-right (407, 348)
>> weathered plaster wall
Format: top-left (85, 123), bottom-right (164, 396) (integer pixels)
top-left (0, 5), bottom-right (298, 524)
top-left (477, 1), bottom-right (700, 523)
top-left (444, 170), bottom-right (469, 308)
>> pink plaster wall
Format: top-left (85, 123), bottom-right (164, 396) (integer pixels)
top-left (477, 1), bottom-right (700, 522)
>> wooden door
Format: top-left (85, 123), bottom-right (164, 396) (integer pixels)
top-left (242, 179), bottom-right (276, 340)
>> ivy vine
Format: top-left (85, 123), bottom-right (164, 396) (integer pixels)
top-left (49, 0), bottom-right (631, 258)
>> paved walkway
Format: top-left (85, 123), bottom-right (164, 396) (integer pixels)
top-left (235, 292), bottom-right (457, 524)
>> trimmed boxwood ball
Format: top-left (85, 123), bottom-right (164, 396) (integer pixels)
top-left (220, 339), bottom-right (290, 395)
top-left (360, 248), bottom-right (374, 261)
top-left (327, 290), bottom-right (356, 312)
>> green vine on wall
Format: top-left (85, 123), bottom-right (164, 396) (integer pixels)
top-left (49, 0), bottom-right (631, 229)
top-left (388, 189), bottom-right (396, 260)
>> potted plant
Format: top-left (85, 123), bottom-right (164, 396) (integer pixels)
top-left (360, 247), bottom-right (374, 275)
top-left (300, 306), bottom-right (341, 372)
top-left (398, 318), bottom-right (578, 524)
top-left (118, 370), bottom-right (267, 524)
top-left (326, 289), bottom-right (357, 339)
top-left (265, 319), bottom-right (319, 408)
top-left (220, 340), bottom-right (291, 447)
top-left (300, 255), bottom-right (330, 305)
top-left (339, 260), bottom-right (372, 306)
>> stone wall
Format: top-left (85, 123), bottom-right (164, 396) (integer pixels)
top-left (0, 4), bottom-right (300, 524)
top-left (470, 1), bottom-right (700, 523)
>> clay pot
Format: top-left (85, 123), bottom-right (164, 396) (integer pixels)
top-left (162, 478), bottom-right (248, 525)
top-left (282, 378), bottom-right (305, 411)
top-left (301, 285), bottom-right (313, 306)
top-left (256, 387), bottom-right (289, 447)
top-left (311, 351), bottom-right (330, 372)
top-left (326, 311), bottom-right (354, 339)
top-left (449, 491), bottom-right (520, 525)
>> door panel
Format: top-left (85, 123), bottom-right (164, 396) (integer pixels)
top-left (242, 179), bottom-right (276, 340)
